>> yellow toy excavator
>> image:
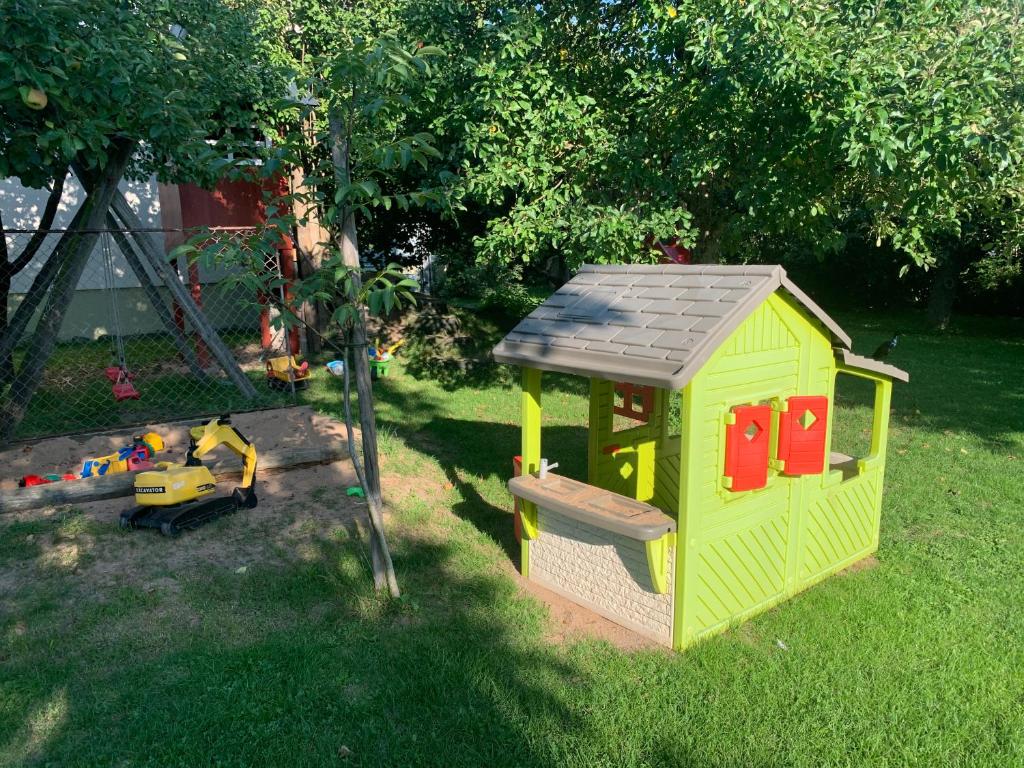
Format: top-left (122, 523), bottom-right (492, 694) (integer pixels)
top-left (120, 415), bottom-right (257, 536)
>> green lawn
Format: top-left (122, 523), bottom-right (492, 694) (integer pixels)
top-left (1, 310), bottom-right (1022, 766)
top-left (9, 331), bottom-right (296, 439)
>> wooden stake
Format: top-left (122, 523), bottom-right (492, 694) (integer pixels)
top-left (343, 339), bottom-right (400, 597)
top-left (329, 107), bottom-right (400, 597)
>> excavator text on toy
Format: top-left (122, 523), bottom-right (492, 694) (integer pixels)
top-left (120, 415), bottom-right (257, 537)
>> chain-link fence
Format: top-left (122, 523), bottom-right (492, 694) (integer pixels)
top-left (0, 226), bottom-right (311, 441)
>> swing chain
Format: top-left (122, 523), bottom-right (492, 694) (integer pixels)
top-left (101, 231), bottom-right (129, 373)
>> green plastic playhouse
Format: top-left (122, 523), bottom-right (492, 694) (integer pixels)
top-left (495, 264), bottom-right (908, 650)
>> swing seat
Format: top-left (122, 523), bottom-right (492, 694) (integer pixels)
top-left (105, 366), bottom-right (135, 383)
top-left (113, 379), bottom-right (141, 402)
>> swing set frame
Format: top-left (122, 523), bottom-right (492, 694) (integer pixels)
top-left (0, 184), bottom-right (260, 437)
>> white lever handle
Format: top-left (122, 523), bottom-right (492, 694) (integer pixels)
top-left (539, 458), bottom-right (559, 479)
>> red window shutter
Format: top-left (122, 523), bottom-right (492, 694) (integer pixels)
top-left (724, 404), bottom-right (772, 492)
top-left (777, 395), bottom-right (829, 475)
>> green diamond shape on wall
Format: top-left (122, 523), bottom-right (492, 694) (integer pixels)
top-left (799, 409), bottom-right (817, 430)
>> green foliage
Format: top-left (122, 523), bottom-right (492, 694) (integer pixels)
top-left (479, 282), bottom-right (544, 320)
top-left (262, 32), bottom-right (451, 235)
top-left (401, 303), bottom-right (515, 388)
top-left (180, 33), bottom-right (444, 336)
top-left (0, 0), bottom-right (286, 187)
top-left (458, 3), bottom-right (694, 270)
top-left (412, 0), bottom-right (1023, 275)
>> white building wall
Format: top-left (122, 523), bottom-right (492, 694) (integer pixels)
top-left (0, 172), bottom-right (257, 341)
top-left (0, 171), bottom-right (162, 292)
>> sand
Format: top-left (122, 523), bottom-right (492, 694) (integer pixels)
top-left (0, 406), bottom-right (349, 489)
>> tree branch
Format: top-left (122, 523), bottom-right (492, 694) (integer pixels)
top-left (0, 210), bottom-right (7, 265)
top-left (7, 171), bottom-right (68, 276)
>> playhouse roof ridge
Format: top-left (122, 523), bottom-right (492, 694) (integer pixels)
top-left (577, 263), bottom-right (784, 277)
top-left (492, 264), bottom-right (906, 389)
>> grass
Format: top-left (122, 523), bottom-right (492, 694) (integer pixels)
top-left (8, 331), bottom-right (297, 439)
top-left (0, 308), bottom-right (1022, 766)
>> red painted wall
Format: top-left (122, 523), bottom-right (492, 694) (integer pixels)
top-left (177, 179), bottom-right (267, 229)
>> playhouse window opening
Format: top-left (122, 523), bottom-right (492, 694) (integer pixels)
top-left (665, 393), bottom-right (682, 438)
top-left (831, 373), bottom-right (876, 478)
top-left (612, 382), bottom-right (653, 431)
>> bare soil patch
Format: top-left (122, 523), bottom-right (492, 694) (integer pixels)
top-left (519, 577), bottom-right (664, 653)
top-left (0, 405), bottom-right (347, 489)
top-left (2, 405), bottom-right (672, 654)
top-left (0, 407), bottom-right (361, 606)
top-left (841, 554), bottom-right (880, 574)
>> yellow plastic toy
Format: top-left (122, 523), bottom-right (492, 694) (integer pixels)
top-left (121, 415), bottom-right (258, 536)
top-left (266, 355), bottom-right (310, 390)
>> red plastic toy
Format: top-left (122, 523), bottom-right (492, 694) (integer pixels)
top-left (777, 395), bottom-right (829, 475)
top-left (110, 366), bottom-right (140, 401)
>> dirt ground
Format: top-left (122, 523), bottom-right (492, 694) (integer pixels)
top-left (0, 406), bottom-right (348, 489)
top-left (0, 405), bottom-right (667, 652)
top-left (0, 407), bottom-right (363, 601)
top-left (523, 579), bottom-right (662, 652)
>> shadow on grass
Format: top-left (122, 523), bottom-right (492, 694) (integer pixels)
top-left (0, 532), bottom-right (598, 767)
top-left (375, 371), bottom-right (589, 562)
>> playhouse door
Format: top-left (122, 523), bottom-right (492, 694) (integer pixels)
top-left (600, 438), bottom-right (655, 502)
top-left (604, 444), bottom-right (638, 498)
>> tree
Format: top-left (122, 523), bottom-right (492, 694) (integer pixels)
top-left (320, 36), bottom-right (445, 597)
top-left (0, 0), bottom-right (285, 435)
top-left (421, 1), bottom-right (1022, 307)
top-left (656, 0), bottom-right (1023, 323)
top-left (189, 34), bottom-right (446, 595)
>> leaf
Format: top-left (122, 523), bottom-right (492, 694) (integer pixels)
top-left (357, 179), bottom-right (380, 198)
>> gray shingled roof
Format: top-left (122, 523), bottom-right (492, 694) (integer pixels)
top-left (492, 264), bottom-right (907, 389)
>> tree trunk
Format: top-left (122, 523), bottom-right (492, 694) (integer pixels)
top-left (926, 254), bottom-right (960, 331)
top-left (0, 198), bottom-right (85, 388)
top-left (328, 109), bottom-right (399, 597)
top-left (0, 266), bottom-right (12, 383)
top-left (696, 219), bottom-right (726, 264)
top-left (0, 174), bottom-right (67, 379)
top-left (292, 163), bottom-right (328, 354)
top-left (0, 141), bottom-right (133, 439)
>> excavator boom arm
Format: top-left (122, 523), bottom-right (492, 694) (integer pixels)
top-left (188, 418), bottom-right (258, 493)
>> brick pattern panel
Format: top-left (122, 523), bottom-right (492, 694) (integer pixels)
top-left (529, 507), bottom-right (674, 644)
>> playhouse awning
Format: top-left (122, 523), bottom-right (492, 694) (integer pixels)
top-left (492, 264), bottom-right (907, 389)
top-left (836, 349), bottom-right (910, 383)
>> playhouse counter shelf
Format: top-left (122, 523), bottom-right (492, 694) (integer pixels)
top-left (509, 472), bottom-right (678, 645)
top-left (508, 473), bottom-right (675, 541)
